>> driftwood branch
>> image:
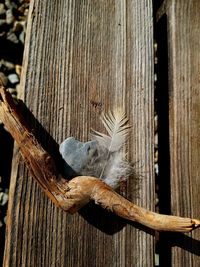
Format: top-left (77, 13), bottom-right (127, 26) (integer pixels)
top-left (0, 84), bottom-right (200, 232)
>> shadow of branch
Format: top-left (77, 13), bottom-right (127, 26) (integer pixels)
top-left (13, 100), bottom-right (200, 246)
top-left (161, 232), bottom-right (200, 256)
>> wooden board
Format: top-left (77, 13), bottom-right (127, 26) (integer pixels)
top-left (156, 0), bottom-right (200, 265)
top-left (3, 1), bottom-right (155, 266)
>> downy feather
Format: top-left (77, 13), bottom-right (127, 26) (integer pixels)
top-left (91, 109), bottom-right (129, 152)
top-left (103, 151), bottom-right (134, 188)
top-left (83, 108), bottom-right (133, 188)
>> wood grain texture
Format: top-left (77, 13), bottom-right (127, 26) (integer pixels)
top-left (3, 1), bottom-right (154, 266)
top-left (166, 0), bottom-right (200, 265)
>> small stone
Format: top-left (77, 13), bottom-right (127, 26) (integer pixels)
top-left (5, 0), bottom-right (18, 10)
top-left (154, 163), bottom-right (159, 175)
top-left (0, 31), bottom-right (5, 37)
top-left (4, 215), bottom-right (7, 224)
top-left (154, 149), bottom-right (158, 163)
top-left (155, 197), bottom-right (159, 206)
top-left (24, 8), bottom-right (29, 17)
top-left (60, 137), bottom-right (98, 176)
top-left (0, 72), bottom-right (8, 86)
top-left (154, 132), bottom-right (158, 148)
top-left (13, 21), bottom-right (24, 33)
top-left (0, 220), bottom-right (3, 228)
top-left (0, 191), bottom-right (8, 206)
top-left (154, 114), bottom-right (158, 132)
top-left (15, 64), bottom-right (22, 76)
top-left (0, 3), bottom-right (5, 16)
top-left (155, 253), bottom-right (159, 266)
top-left (7, 87), bottom-right (17, 95)
top-left (8, 73), bottom-right (19, 84)
top-left (6, 9), bottom-right (14, 25)
top-left (19, 30), bottom-right (25, 43)
top-left (2, 60), bottom-right (15, 71)
top-left (7, 31), bottom-right (19, 43)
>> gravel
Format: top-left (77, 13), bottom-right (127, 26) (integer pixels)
top-left (0, 0), bottom-right (29, 254)
top-left (8, 72), bottom-right (19, 83)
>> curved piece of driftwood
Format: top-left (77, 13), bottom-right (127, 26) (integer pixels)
top-left (0, 83), bottom-right (200, 232)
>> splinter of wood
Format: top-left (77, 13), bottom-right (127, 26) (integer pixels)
top-left (0, 83), bottom-right (200, 232)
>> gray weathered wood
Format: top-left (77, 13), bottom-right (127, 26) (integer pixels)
top-left (161, 0), bottom-right (200, 265)
top-left (4, 1), bottom-right (154, 266)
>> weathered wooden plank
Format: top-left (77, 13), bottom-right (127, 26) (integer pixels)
top-left (4, 1), bottom-right (154, 266)
top-left (162, 1), bottom-right (200, 265)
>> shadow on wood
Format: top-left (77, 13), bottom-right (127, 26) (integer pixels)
top-left (160, 232), bottom-right (200, 257)
top-left (16, 100), bottom-right (150, 236)
top-left (17, 99), bottom-right (77, 179)
top-left (14, 99), bottom-right (130, 235)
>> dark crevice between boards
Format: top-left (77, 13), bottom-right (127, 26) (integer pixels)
top-left (0, 125), bottom-right (14, 266)
top-left (154, 8), bottom-right (172, 267)
top-left (153, 0), bottom-right (164, 10)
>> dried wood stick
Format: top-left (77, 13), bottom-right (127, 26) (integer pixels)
top-left (0, 84), bottom-right (200, 232)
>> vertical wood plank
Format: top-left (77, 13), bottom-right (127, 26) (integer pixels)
top-left (166, 1), bottom-right (200, 265)
top-left (4, 1), bottom-right (155, 266)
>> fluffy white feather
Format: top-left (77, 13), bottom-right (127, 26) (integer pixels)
top-left (91, 109), bottom-right (129, 152)
top-left (103, 151), bottom-right (133, 188)
top-left (86, 108), bottom-right (133, 188)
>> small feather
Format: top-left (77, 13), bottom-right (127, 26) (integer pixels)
top-left (91, 109), bottom-right (130, 152)
top-left (89, 108), bottom-right (132, 184)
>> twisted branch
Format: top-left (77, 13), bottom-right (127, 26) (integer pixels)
top-left (0, 84), bottom-right (199, 232)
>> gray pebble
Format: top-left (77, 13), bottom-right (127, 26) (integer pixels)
top-left (154, 163), bottom-right (159, 176)
top-left (19, 30), bottom-right (25, 44)
top-left (7, 31), bottom-right (19, 43)
top-left (155, 254), bottom-right (159, 266)
top-left (2, 60), bottom-right (15, 71)
top-left (6, 9), bottom-right (14, 25)
top-left (154, 114), bottom-right (158, 132)
top-left (0, 4), bottom-right (5, 16)
top-left (13, 21), bottom-right (23, 33)
top-left (154, 132), bottom-right (158, 149)
top-left (154, 149), bottom-right (158, 163)
top-left (24, 8), bottom-right (29, 17)
top-left (7, 87), bottom-right (17, 95)
top-left (8, 73), bottom-right (19, 84)
top-left (5, 0), bottom-right (17, 10)
top-left (15, 64), bottom-right (22, 76)
top-left (0, 191), bottom-right (8, 206)
top-left (60, 137), bottom-right (98, 174)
